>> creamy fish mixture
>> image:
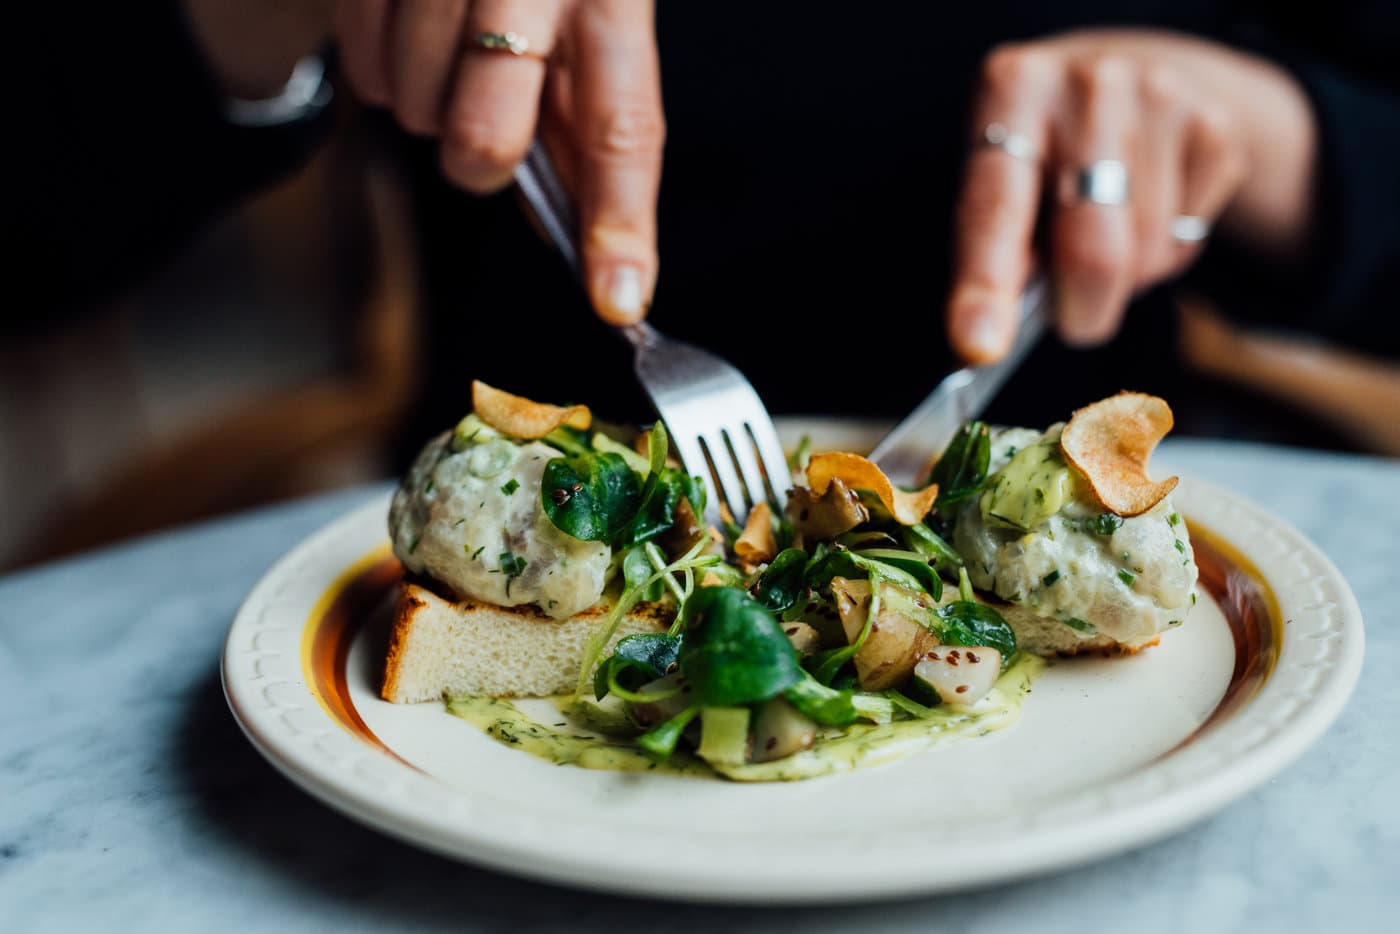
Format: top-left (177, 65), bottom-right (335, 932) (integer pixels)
top-left (953, 426), bottom-right (1197, 648)
top-left (389, 422), bottom-right (610, 619)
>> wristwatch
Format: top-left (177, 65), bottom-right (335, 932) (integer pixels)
top-left (223, 54), bottom-right (332, 127)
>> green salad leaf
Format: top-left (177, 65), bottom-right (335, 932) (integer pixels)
top-left (783, 673), bottom-right (859, 726)
top-left (593, 632), bottom-right (682, 700)
top-left (935, 601), bottom-right (1017, 662)
top-left (636, 706), bottom-right (700, 760)
top-left (544, 422), bottom-right (706, 550)
top-left (621, 545), bottom-right (665, 603)
top-left (615, 471), bottom-right (684, 547)
top-left (752, 547), bottom-right (809, 614)
top-left (930, 421), bottom-right (991, 511)
top-left (902, 522), bottom-right (962, 572)
top-left (804, 545), bottom-right (930, 598)
top-left (541, 452), bottom-right (641, 542)
top-left (678, 586), bottom-right (803, 707)
top-left (848, 548), bottom-right (942, 600)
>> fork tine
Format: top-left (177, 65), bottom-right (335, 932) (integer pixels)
top-left (700, 429), bottom-right (749, 529)
top-left (746, 419), bottom-right (792, 507)
top-left (728, 425), bottom-right (770, 514)
top-left (668, 429), bottom-right (712, 507)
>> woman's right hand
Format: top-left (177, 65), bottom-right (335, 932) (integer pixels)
top-left (337, 0), bottom-right (664, 324)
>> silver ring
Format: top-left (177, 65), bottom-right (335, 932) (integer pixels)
top-left (473, 31), bottom-right (545, 60)
top-left (1170, 215), bottom-right (1211, 243)
top-left (980, 123), bottom-right (1039, 161)
top-left (1060, 159), bottom-right (1130, 206)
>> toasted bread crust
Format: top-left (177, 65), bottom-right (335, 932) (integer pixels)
top-left (381, 581), bottom-right (673, 702)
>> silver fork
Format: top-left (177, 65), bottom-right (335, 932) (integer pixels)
top-left (514, 142), bottom-right (791, 528)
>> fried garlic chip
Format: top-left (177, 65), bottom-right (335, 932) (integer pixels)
top-left (805, 452), bottom-right (939, 526)
top-left (734, 502), bottom-right (778, 567)
top-left (1060, 391), bottom-right (1179, 517)
top-left (471, 380), bottom-right (591, 439)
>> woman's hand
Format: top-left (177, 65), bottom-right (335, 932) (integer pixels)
top-left (337, 0), bottom-right (664, 325)
top-left (184, 0), bottom-right (663, 324)
top-left (946, 30), bottom-right (1319, 363)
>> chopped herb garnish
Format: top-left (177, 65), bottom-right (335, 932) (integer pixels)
top-left (1191, 592), bottom-right (1198, 605)
top-left (1064, 617), bottom-right (1096, 632)
top-left (500, 477), bottom-right (520, 495)
top-left (471, 545), bottom-right (485, 560)
top-left (424, 478), bottom-right (434, 494)
top-left (1042, 569), bottom-right (1061, 587)
top-left (1168, 619), bottom-right (1182, 627)
top-left (499, 551), bottom-right (528, 596)
top-left (407, 533), bottom-right (421, 555)
top-left (1174, 539), bottom-right (1186, 554)
top-left (1091, 513), bottom-right (1123, 536)
top-left (1117, 569), bottom-right (1136, 586)
top-left (1168, 512), bottom-right (1181, 526)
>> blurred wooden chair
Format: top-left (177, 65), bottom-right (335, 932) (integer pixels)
top-left (14, 117), bottom-right (423, 565)
top-left (1178, 293), bottom-right (1400, 456)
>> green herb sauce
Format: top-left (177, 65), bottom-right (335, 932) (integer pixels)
top-left (446, 655), bottom-right (1042, 783)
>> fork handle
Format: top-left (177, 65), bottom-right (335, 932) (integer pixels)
top-left (515, 142), bottom-right (660, 353)
top-left (515, 142), bottom-right (581, 275)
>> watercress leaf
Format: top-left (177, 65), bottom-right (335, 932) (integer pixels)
top-left (622, 546), bottom-right (665, 604)
top-left (541, 452), bottom-right (642, 542)
top-left (678, 586), bottom-right (803, 707)
top-left (803, 545), bottom-right (930, 596)
top-left (806, 645), bottom-right (856, 686)
top-left (753, 547), bottom-right (809, 614)
top-left (593, 632), bottom-right (682, 699)
top-left (645, 421), bottom-right (669, 481)
top-left (903, 522), bottom-right (962, 573)
top-left (590, 432), bottom-right (649, 472)
top-left (783, 674), bottom-right (858, 726)
top-left (851, 548), bottom-right (942, 600)
top-left (803, 545), bottom-right (861, 591)
top-left (636, 705), bottom-right (700, 762)
top-left (679, 472), bottom-right (707, 518)
top-left (544, 425), bottom-right (593, 457)
top-left (930, 421), bottom-right (991, 510)
top-left (935, 600), bottom-right (1018, 662)
top-left (885, 689), bottom-right (937, 719)
top-left (614, 469), bottom-right (683, 547)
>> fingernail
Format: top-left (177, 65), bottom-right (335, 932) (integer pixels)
top-left (951, 288), bottom-right (1013, 363)
top-left (601, 264), bottom-right (644, 324)
top-left (1056, 286), bottom-right (1104, 346)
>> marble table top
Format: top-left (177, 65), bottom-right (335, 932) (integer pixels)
top-left (2, 440), bottom-right (1396, 932)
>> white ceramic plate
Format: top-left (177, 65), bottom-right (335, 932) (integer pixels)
top-left (223, 425), bottom-right (1363, 902)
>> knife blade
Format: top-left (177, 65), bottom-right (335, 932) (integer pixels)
top-left (869, 276), bottom-right (1051, 486)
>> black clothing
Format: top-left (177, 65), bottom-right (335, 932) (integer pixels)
top-left (11, 2), bottom-right (1400, 454)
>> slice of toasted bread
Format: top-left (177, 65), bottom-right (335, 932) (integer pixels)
top-left (933, 590), bottom-right (1157, 658)
top-left (382, 581), bottom-right (673, 703)
top-left (993, 601), bottom-right (1159, 656)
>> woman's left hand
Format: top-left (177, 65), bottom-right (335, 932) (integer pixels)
top-left (946, 30), bottom-right (1318, 363)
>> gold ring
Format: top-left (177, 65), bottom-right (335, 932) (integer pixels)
top-left (472, 31), bottom-right (546, 60)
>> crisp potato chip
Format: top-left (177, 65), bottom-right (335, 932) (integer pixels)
top-left (1060, 391), bottom-right (1179, 517)
top-left (472, 380), bottom-right (591, 439)
top-left (734, 502), bottom-right (777, 567)
top-left (805, 452), bottom-right (939, 526)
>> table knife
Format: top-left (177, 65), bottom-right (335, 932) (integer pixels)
top-left (868, 276), bottom-right (1050, 486)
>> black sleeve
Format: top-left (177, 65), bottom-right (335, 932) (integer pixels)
top-left (6, 1), bottom-right (334, 338)
top-left (1190, 3), bottom-right (1400, 356)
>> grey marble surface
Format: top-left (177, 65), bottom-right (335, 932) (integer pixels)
top-left (2, 440), bottom-right (1396, 933)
